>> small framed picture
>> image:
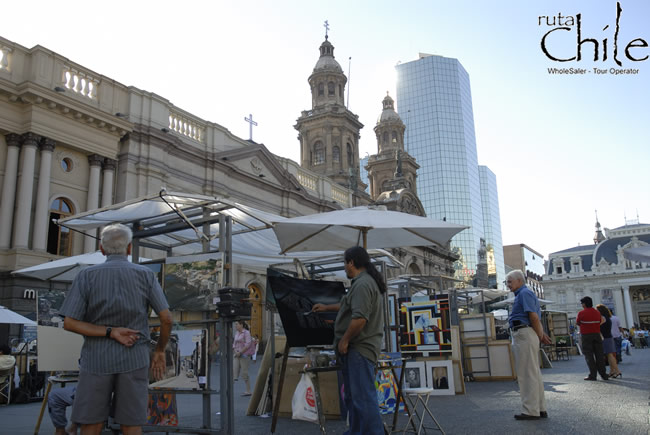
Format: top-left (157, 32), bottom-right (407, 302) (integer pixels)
top-left (388, 294), bottom-right (397, 327)
top-left (404, 361), bottom-right (425, 389)
top-left (425, 360), bottom-right (454, 395)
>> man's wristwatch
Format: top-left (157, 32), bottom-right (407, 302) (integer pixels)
top-left (105, 326), bottom-right (112, 338)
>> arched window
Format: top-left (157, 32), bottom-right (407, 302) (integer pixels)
top-left (392, 131), bottom-right (398, 143)
top-left (346, 143), bottom-right (353, 165)
top-left (318, 83), bottom-right (324, 96)
top-left (47, 197), bottom-right (74, 256)
top-left (313, 141), bottom-right (325, 165)
top-left (333, 146), bottom-right (340, 163)
top-left (383, 132), bottom-right (389, 145)
top-left (328, 82), bottom-right (335, 96)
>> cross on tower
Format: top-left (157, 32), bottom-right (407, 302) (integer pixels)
top-left (244, 114), bottom-right (258, 141)
top-left (324, 20), bottom-right (330, 39)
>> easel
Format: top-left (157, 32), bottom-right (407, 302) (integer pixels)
top-left (270, 343), bottom-right (340, 434)
top-left (269, 344), bottom-right (414, 435)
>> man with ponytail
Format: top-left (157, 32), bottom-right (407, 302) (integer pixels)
top-left (312, 246), bottom-right (385, 435)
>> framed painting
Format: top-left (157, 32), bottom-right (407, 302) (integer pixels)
top-left (404, 361), bottom-right (426, 389)
top-left (425, 360), bottom-right (454, 395)
top-left (388, 294), bottom-right (397, 327)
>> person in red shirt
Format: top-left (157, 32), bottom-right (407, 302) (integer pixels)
top-left (576, 296), bottom-right (608, 381)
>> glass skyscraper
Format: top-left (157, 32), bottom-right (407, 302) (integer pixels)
top-left (479, 165), bottom-right (505, 288)
top-left (396, 54), bottom-right (504, 285)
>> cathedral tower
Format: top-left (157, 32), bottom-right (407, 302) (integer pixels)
top-left (366, 94), bottom-right (423, 215)
top-left (295, 35), bottom-right (366, 192)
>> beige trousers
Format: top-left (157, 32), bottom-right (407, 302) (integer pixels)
top-left (233, 355), bottom-right (250, 381)
top-left (512, 327), bottom-right (547, 416)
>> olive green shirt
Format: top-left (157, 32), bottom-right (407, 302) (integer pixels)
top-left (334, 271), bottom-right (384, 363)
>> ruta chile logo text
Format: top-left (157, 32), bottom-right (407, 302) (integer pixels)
top-left (539, 2), bottom-right (648, 65)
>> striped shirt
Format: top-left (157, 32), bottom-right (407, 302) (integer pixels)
top-left (60, 255), bottom-right (169, 374)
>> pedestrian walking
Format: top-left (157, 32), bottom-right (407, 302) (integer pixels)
top-left (576, 296), bottom-right (608, 381)
top-left (597, 304), bottom-right (622, 378)
top-left (506, 270), bottom-right (551, 420)
top-left (61, 224), bottom-right (173, 434)
top-left (610, 311), bottom-right (623, 363)
top-left (312, 246), bottom-right (386, 435)
top-left (233, 321), bottom-right (254, 396)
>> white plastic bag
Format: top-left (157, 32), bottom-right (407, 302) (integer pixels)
top-left (291, 372), bottom-right (318, 423)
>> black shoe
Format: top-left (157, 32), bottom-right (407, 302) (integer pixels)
top-left (584, 376), bottom-right (597, 381)
top-left (514, 414), bottom-right (540, 420)
top-left (601, 374), bottom-right (609, 380)
top-left (540, 411), bottom-right (548, 418)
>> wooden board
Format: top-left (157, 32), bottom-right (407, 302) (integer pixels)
top-left (459, 314), bottom-right (496, 341)
top-left (463, 340), bottom-right (516, 380)
top-left (452, 360), bottom-right (465, 394)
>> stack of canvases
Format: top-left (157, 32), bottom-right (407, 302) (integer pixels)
top-left (459, 313), bottom-right (516, 381)
top-left (391, 295), bottom-right (465, 395)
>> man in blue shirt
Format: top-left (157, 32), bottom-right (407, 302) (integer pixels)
top-left (507, 270), bottom-right (551, 421)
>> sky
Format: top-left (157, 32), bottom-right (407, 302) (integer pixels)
top-left (2, 0), bottom-right (649, 259)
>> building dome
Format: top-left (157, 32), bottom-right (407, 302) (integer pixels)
top-left (378, 93), bottom-right (402, 124)
top-left (313, 39), bottom-right (343, 73)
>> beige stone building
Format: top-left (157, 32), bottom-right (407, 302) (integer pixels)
top-left (0, 34), bottom-right (457, 343)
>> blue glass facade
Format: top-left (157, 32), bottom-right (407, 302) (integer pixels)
top-left (479, 165), bottom-right (505, 288)
top-left (396, 54), bottom-right (504, 285)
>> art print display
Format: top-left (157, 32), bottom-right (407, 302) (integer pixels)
top-left (399, 297), bottom-right (452, 354)
top-left (37, 289), bottom-right (66, 327)
top-left (425, 360), bottom-right (454, 395)
top-left (37, 290), bottom-right (83, 371)
top-left (267, 274), bottom-right (344, 347)
top-left (149, 329), bottom-right (208, 390)
top-left (376, 352), bottom-right (404, 414)
top-left (147, 393), bottom-right (178, 426)
top-left (163, 258), bottom-right (222, 311)
top-left (404, 361), bottom-right (425, 389)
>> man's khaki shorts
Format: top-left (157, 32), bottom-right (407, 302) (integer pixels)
top-left (71, 365), bottom-right (149, 426)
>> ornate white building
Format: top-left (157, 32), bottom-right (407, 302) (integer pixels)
top-left (543, 220), bottom-right (650, 328)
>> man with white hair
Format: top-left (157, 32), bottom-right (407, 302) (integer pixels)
top-left (506, 269), bottom-right (551, 421)
top-left (61, 224), bottom-right (172, 435)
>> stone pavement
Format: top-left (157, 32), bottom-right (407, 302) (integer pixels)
top-left (2, 346), bottom-right (649, 434)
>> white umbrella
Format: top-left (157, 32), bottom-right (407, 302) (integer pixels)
top-left (271, 205), bottom-right (467, 253)
top-left (0, 305), bottom-right (36, 325)
top-left (490, 295), bottom-right (554, 308)
top-left (12, 251), bottom-right (148, 283)
top-left (490, 309), bottom-right (510, 321)
top-left (623, 245), bottom-right (650, 263)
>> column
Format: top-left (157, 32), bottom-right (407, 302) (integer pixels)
top-left (101, 158), bottom-right (116, 208)
top-left (32, 138), bottom-right (56, 251)
top-left (622, 285), bottom-right (635, 328)
top-left (83, 154), bottom-right (103, 253)
top-left (13, 133), bottom-right (39, 249)
top-left (0, 133), bottom-right (21, 249)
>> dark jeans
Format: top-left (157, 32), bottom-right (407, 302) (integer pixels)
top-left (340, 349), bottom-right (384, 435)
top-left (581, 333), bottom-right (607, 379)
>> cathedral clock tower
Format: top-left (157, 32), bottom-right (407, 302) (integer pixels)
top-left (295, 34), bottom-right (366, 192)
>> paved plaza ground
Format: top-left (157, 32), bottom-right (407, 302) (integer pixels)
top-left (2, 346), bottom-right (649, 434)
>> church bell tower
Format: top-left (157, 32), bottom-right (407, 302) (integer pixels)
top-left (295, 30), bottom-right (366, 192)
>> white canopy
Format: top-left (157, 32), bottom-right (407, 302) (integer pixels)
top-left (271, 205), bottom-right (467, 253)
top-left (13, 251), bottom-right (149, 282)
top-left (490, 295), bottom-right (554, 308)
top-left (623, 245), bottom-right (650, 263)
top-left (52, 191), bottom-right (400, 270)
top-left (0, 305), bottom-right (36, 325)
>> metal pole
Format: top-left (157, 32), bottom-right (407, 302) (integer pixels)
top-left (202, 209), bottom-right (211, 429)
top-left (219, 215), bottom-right (235, 435)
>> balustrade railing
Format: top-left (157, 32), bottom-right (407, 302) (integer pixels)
top-left (61, 67), bottom-right (99, 100)
top-left (0, 46), bottom-right (10, 71)
top-left (168, 112), bottom-right (205, 142)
